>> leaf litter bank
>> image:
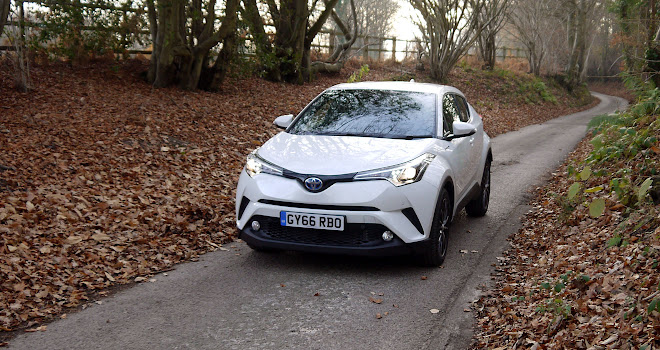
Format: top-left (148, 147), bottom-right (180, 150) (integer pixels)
top-left (0, 59), bottom-right (594, 336)
top-left (473, 89), bottom-right (659, 349)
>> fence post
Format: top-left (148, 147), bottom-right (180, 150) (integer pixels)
top-left (363, 35), bottom-right (369, 60)
top-left (392, 37), bottom-right (397, 61)
top-left (378, 39), bottom-right (383, 60)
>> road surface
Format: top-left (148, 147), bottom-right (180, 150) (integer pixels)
top-left (8, 93), bottom-right (628, 350)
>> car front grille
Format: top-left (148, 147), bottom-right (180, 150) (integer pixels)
top-left (258, 199), bottom-right (379, 212)
top-left (251, 216), bottom-right (387, 247)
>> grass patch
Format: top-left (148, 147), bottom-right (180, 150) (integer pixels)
top-left (518, 79), bottom-right (558, 104)
top-left (587, 114), bottom-right (629, 130)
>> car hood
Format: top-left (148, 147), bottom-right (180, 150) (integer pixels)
top-left (257, 132), bottom-right (437, 175)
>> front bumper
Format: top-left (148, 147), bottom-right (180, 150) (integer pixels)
top-left (238, 216), bottom-right (429, 256)
top-left (235, 170), bottom-right (440, 245)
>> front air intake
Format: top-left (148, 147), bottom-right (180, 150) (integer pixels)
top-left (402, 208), bottom-right (424, 235)
top-left (237, 196), bottom-right (250, 221)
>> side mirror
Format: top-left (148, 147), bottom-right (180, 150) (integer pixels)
top-left (450, 121), bottom-right (477, 139)
top-left (273, 114), bottom-right (294, 129)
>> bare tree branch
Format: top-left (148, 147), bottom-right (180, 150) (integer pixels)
top-left (241, 0), bottom-right (272, 55)
top-left (410, 0), bottom-right (488, 81)
top-left (506, 0), bottom-right (559, 76)
top-left (307, 0), bottom-right (340, 45)
top-left (310, 0), bottom-right (358, 74)
top-left (476, 0), bottom-right (509, 70)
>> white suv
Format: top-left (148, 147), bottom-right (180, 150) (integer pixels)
top-left (235, 82), bottom-right (492, 266)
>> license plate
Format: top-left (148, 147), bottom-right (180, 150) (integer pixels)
top-left (280, 211), bottom-right (345, 231)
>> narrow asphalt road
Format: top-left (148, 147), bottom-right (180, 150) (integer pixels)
top-left (8, 93), bottom-right (628, 350)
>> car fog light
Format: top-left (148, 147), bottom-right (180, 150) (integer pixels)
top-left (382, 231), bottom-right (394, 242)
top-left (251, 220), bottom-right (261, 231)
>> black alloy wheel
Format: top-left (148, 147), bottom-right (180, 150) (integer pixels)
top-left (466, 159), bottom-right (491, 217)
top-left (419, 187), bottom-right (451, 267)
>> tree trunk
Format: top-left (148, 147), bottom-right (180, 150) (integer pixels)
top-left (241, 0), bottom-right (272, 58)
top-left (477, 0), bottom-right (508, 71)
top-left (647, 0), bottom-right (660, 87)
top-left (308, 1), bottom-right (358, 76)
top-left (600, 17), bottom-right (610, 77)
top-left (412, 0), bottom-right (488, 83)
top-left (200, 30), bottom-right (238, 91)
top-left (482, 32), bottom-right (496, 70)
top-left (148, 0), bottom-right (239, 90)
top-left (566, 0), bottom-right (588, 89)
top-left (151, 0), bottom-right (187, 88)
top-left (242, 0), bottom-right (349, 83)
top-left (146, 0), bottom-right (159, 83)
top-left (618, 0), bottom-right (633, 71)
top-left (13, 0), bottom-right (29, 91)
top-left (0, 0), bottom-right (10, 37)
top-left (253, 0), bottom-right (342, 83)
top-left (210, 33), bottom-right (237, 89)
top-left (525, 41), bottom-right (543, 76)
top-left (528, 49), bottom-right (537, 76)
top-left (268, 0), bottom-right (308, 83)
top-left (177, 50), bottom-right (205, 90)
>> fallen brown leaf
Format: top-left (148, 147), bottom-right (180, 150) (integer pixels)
top-left (0, 60), bottom-right (599, 335)
top-left (25, 325), bottom-right (47, 332)
top-left (369, 297), bottom-right (383, 304)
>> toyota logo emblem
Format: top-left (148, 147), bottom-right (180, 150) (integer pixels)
top-left (304, 177), bottom-right (323, 191)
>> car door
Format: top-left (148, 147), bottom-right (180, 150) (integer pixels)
top-left (453, 94), bottom-right (483, 187)
top-left (441, 93), bottom-right (472, 196)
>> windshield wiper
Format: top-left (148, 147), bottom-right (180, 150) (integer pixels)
top-left (317, 132), bottom-right (363, 137)
top-left (316, 132), bottom-right (387, 138)
top-left (389, 135), bottom-right (433, 140)
top-left (315, 132), bottom-right (432, 139)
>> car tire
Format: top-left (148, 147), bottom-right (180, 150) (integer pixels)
top-left (466, 158), bottom-right (491, 217)
top-left (419, 187), bottom-right (451, 267)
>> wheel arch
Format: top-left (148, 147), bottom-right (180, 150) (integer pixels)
top-left (440, 177), bottom-right (455, 221)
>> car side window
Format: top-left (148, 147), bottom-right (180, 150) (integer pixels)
top-left (454, 95), bottom-right (470, 122)
top-left (442, 94), bottom-right (460, 136)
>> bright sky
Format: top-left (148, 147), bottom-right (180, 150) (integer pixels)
top-left (392, 1), bottom-right (421, 40)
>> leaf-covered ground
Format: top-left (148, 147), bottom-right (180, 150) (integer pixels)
top-left (472, 90), bottom-right (660, 349)
top-left (0, 59), bottom-right (594, 339)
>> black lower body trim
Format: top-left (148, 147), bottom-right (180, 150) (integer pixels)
top-left (456, 182), bottom-right (482, 212)
top-left (239, 216), bottom-right (428, 257)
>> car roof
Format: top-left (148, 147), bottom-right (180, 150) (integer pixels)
top-left (328, 81), bottom-right (464, 96)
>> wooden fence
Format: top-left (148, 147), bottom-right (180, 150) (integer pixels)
top-left (1, 1), bottom-right (527, 62)
top-left (313, 30), bottom-right (423, 61)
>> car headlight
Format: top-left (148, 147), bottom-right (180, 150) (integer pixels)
top-left (245, 150), bottom-right (284, 177)
top-left (353, 153), bottom-right (435, 186)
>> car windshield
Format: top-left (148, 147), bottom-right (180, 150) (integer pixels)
top-left (287, 89), bottom-right (437, 139)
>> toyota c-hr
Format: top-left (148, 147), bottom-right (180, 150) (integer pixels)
top-left (235, 82), bottom-right (492, 266)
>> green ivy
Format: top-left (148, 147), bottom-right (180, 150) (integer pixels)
top-left (347, 64), bottom-right (370, 83)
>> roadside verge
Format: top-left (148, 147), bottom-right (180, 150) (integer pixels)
top-left (473, 90), bottom-right (659, 349)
